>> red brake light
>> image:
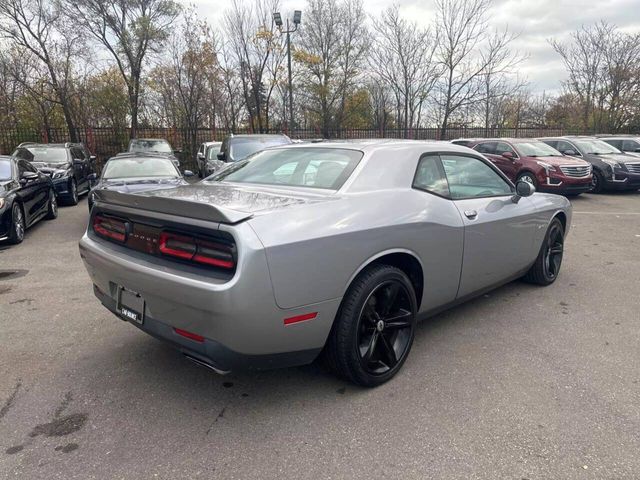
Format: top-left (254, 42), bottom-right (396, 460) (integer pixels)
top-left (158, 231), bottom-right (235, 270)
top-left (93, 215), bottom-right (127, 242)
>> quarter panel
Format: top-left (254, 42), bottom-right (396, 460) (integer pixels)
top-left (249, 190), bottom-right (465, 311)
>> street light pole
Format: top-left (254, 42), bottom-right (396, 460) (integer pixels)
top-left (273, 10), bottom-right (302, 135)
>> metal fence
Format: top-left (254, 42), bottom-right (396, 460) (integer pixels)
top-left (1, 125), bottom-right (635, 171)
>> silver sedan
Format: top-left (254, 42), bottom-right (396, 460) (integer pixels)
top-left (79, 140), bottom-right (571, 386)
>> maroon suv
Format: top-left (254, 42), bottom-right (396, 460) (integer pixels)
top-left (469, 138), bottom-right (593, 195)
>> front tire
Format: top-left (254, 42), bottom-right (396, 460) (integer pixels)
top-left (523, 217), bottom-right (564, 285)
top-left (64, 179), bottom-right (79, 206)
top-left (8, 203), bottom-right (25, 244)
top-left (324, 264), bottom-right (417, 387)
top-left (45, 189), bottom-right (58, 220)
top-left (517, 172), bottom-right (538, 189)
top-left (590, 169), bottom-right (604, 193)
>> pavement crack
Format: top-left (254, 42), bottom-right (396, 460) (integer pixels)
top-left (205, 407), bottom-right (227, 435)
top-left (0, 379), bottom-right (22, 421)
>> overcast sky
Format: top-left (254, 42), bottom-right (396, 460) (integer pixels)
top-left (188, 0), bottom-right (640, 94)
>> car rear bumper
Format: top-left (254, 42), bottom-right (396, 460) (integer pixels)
top-left (93, 285), bottom-right (321, 372)
top-left (79, 231), bottom-right (340, 369)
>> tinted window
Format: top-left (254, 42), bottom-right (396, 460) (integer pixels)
top-left (555, 140), bottom-right (579, 155)
top-left (605, 139), bottom-right (622, 149)
top-left (413, 155), bottom-right (449, 197)
top-left (474, 142), bottom-right (496, 154)
top-left (71, 147), bottom-right (85, 160)
top-left (0, 159), bottom-right (12, 180)
top-left (495, 142), bottom-right (517, 157)
top-left (211, 148), bottom-right (362, 190)
top-left (18, 160), bottom-right (36, 176)
top-left (102, 157), bottom-right (180, 179)
top-left (440, 155), bottom-right (513, 199)
top-left (622, 139), bottom-right (640, 151)
top-left (229, 137), bottom-right (291, 161)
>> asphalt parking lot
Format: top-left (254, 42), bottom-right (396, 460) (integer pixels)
top-left (1, 192), bottom-right (639, 479)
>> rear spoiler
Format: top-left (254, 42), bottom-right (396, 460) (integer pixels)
top-left (94, 190), bottom-right (253, 225)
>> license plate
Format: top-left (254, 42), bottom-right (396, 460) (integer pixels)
top-left (117, 287), bottom-right (145, 325)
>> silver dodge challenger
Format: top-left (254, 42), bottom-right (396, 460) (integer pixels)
top-left (79, 140), bottom-right (571, 386)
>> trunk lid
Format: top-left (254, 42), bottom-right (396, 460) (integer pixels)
top-left (94, 182), bottom-right (333, 225)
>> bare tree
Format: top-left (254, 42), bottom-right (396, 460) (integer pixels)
top-left (296, 0), bottom-right (368, 137)
top-left (68, 0), bottom-right (180, 139)
top-left (434, 0), bottom-right (520, 138)
top-left (0, 0), bottom-right (84, 139)
top-left (369, 5), bottom-right (440, 138)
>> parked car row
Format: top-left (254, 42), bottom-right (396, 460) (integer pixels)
top-left (451, 135), bottom-right (640, 195)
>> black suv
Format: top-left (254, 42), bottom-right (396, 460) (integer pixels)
top-left (13, 142), bottom-right (96, 205)
top-left (217, 134), bottom-right (292, 163)
top-left (538, 136), bottom-right (640, 193)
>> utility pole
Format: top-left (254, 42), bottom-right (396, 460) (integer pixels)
top-left (273, 10), bottom-right (302, 135)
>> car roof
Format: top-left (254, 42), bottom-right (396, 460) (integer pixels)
top-left (202, 141), bottom-right (222, 146)
top-left (469, 138), bottom-right (544, 143)
top-left (266, 139), bottom-right (481, 155)
top-left (110, 152), bottom-right (174, 160)
top-left (538, 136), bottom-right (598, 140)
top-left (229, 134), bottom-right (289, 139)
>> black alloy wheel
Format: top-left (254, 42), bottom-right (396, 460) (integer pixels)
top-left (45, 189), bottom-right (58, 220)
top-left (8, 203), bottom-right (25, 244)
top-left (523, 217), bottom-right (565, 285)
top-left (357, 281), bottom-right (414, 376)
top-left (590, 169), bottom-right (604, 193)
top-left (324, 264), bottom-right (417, 387)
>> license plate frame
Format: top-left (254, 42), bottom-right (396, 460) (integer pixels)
top-left (116, 286), bottom-right (145, 325)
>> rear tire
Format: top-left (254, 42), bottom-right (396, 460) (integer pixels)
top-left (324, 264), bottom-right (417, 387)
top-left (8, 203), bottom-right (25, 244)
top-left (45, 189), bottom-right (58, 220)
top-left (523, 217), bottom-right (564, 286)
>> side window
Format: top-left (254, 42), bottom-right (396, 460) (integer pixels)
top-left (557, 140), bottom-right (579, 155)
top-left (623, 139), bottom-right (639, 151)
top-left (14, 148), bottom-right (33, 161)
top-left (71, 147), bottom-right (84, 161)
top-left (440, 155), bottom-right (513, 200)
top-left (18, 160), bottom-right (37, 175)
top-left (474, 142), bottom-right (496, 154)
top-left (413, 155), bottom-right (450, 197)
top-left (606, 139), bottom-right (622, 149)
top-left (542, 140), bottom-right (557, 149)
top-left (495, 142), bottom-right (517, 157)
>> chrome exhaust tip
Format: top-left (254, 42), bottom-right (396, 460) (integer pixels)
top-left (183, 353), bottom-right (230, 375)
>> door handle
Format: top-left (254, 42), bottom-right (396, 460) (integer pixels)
top-left (464, 210), bottom-right (478, 220)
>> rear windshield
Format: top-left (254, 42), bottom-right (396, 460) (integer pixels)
top-left (209, 148), bottom-right (363, 190)
top-left (102, 157), bottom-right (179, 180)
top-left (229, 137), bottom-right (291, 161)
top-left (129, 139), bottom-right (173, 154)
top-left (0, 159), bottom-right (11, 180)
top-left (15, 147), bottom-right (68, 164)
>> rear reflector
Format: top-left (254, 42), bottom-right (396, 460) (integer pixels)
top-left (283, 312), bottom-right (318, 326)
top-left (93, 215), bottom-right (127, 242)
top-left (174, 328), bottom-right (205, 343)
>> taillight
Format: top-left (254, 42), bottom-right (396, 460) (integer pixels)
top-left (159, 231), bottom-right (235, 270)
top-left (93, 215), bottom-right (127, 242)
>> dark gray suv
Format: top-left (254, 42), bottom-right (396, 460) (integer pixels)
top-left (539, 136), bottom-right (640, 193)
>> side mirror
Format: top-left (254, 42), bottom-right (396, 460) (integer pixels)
top-left (634, 148), bottom-right (640, 153)
top-left (217, 152), bottom-right (226, 161)
top-left (183, 170), bottom-right (194, 177)
top-left (512, 180), bottom-right (535, 203)
top-left (562, 149), bottom-right (577, 156)
top-left (501, 151), bottom-right (514, 160)
top-left (89, 155), bottom-right (97, 162)
top-left (73, 158), bottom-right (84, 165)
top-left (173, 150), bottom-right (182, 155)
top-left (87, 173), bottom-right (97, 181)
top-left (20, 171), bottom-right (39, 184)
top-left (197, 152), bottom-right (205, 160)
